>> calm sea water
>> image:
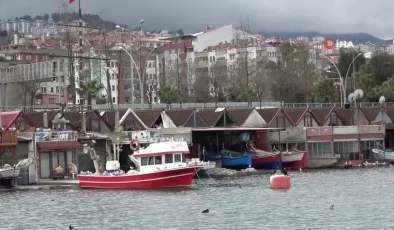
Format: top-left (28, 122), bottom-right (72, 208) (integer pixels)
top-left (1, 167), bottom-right (394, 230)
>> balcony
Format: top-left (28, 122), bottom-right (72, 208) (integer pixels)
top-left (0, 131), bottom-right (18, 146)
top-left (121, 128), bottom-right (192, 144)
top-left (35, 131), bottom-right (77, 142)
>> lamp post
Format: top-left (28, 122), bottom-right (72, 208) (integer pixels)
top-left (320, 54), bottom-right (343, 107)
top-left (117, 46), bottom-right (157, 105)
top-left (320, 52), bottom-right (363, 107)
top-left (116, 20), bottom-right (144, 104)
top-left (343, 53), bottom-right (363, 104)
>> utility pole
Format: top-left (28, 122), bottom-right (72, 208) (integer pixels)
top-left (78, 0), bottom-right (83, 105)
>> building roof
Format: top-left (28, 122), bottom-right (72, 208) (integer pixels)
top-left (165, 109), bottom-right (195, 127)
top-left (1, 111), bottom-right (36, 130)
top-left (283, 107), bottom-right (319, 125)
top-left (256, 108), bottom-right (280, 125)
top-left (226, 108), bottom-right (254, 125)
top-left (360, 107), bottom-right (382, 122)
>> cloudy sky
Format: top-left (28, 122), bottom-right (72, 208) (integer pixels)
top-left (0, 0), bottom-right (392, 38)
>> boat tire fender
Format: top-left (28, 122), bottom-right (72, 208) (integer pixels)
top-left (130, 139), bottom-right (140, 151)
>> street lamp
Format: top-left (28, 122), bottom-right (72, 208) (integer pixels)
top-left (320, 54), bottom-right (344, 107)
top-left (320, 52), bottom-right (363, 107)
top-left (117, 46), bottom-right (157, 105)
top-left (117, 46), bottom-right (139, 104)
top-left (343, 53), bottom-right (363, 104)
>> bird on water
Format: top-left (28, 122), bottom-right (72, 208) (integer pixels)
top-left (69, 225), bottom-right (74, 230)
top-left (202, 209), bottom-right (209, 213)
top-left (330, 205), bottom-right (334, 210)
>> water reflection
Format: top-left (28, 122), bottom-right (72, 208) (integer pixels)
top-left (0, 168), bottom-right (394, 229)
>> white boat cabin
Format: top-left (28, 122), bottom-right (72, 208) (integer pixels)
top-left (132, 141), bottom-right (190, 174)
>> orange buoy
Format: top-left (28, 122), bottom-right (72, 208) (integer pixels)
top-left (270, 173), bottom-right (291, 189)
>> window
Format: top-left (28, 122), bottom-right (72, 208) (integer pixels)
top-left (50, 87), bottom-right (54, 93)
top-left (148, 156), bottom-right (155, 165)
top-left (174, 154), bottom-right (182, 163)
top-left (49, 98), bottom-right (56, 104)
top-left (308, 142), bottom-right (332, 158)
top-left (165, 154), bottom-right (173, 163)
top-left (155, 156), bottom-right (162, 165)
top-left (112, 85), bottom-right (115, 91)
top-left (182, 154), bottom-right (187, 163)
top-left (334, 141), bottom-right (359, 160)
top-left (329, 116), bottom-right (338, 126)
top-left (141, 157), bottom-right (148, 166)
top-left (56, 86), bottom-right (59, 93)
top-left (112, 97), bottom-right (115, 103)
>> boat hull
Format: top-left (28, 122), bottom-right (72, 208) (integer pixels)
top-left (221, 155), bottom-right (252, 170)
top-left (78, 167), bottom-right (200, 189)
top-left (0, 168), bottom-right (20, 179)
top-left (373, 149), bottom-right (394, 161)
top-left (282, 152), bottom-right (307, 170)
top-left (252, 154), bottom-right (281, 170)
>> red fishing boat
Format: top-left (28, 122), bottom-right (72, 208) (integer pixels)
top-left (78, 140), bottom-right (203, 189)
top-left (250, 147), bottom-right (282, 170)
top-left (282, 151), bottom-right (308, 170)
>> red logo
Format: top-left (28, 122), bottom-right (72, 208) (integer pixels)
top-left (324, 38), bottom-right (336, 50)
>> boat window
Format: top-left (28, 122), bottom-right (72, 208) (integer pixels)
top-left (141, 157), bottom-right (148, 166)
top-left (165, 154), bottom-right (173, 163)
top-left (182, 153), bottom-right (187, 163)
top-left (148, 156), bottom-right (155, 165)
top-left (174, 154), bottom-right (182, 163)
top-left (155, 156), bottom-right (162, 165)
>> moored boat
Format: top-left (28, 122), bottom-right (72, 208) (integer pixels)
top-left (282, 151), bottom-right (307, 169)
top-left (250, 147), bottom-right (282, 170)
top-left (78, 139), bottom-right (203, 189)
top-left (372, 149), bottom-right (394, 161)
top-left (205, 149), bottom-right (251, 170)
top-left (0, 158), bottom-right (34, 187)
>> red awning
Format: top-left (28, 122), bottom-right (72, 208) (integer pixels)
top-left (37, 141), bottom-right (82, 152)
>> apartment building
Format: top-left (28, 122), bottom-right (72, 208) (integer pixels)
top-left (0, 58), bottom-right (69, 106)
top-left (159, 24), bottom-right (259, 97)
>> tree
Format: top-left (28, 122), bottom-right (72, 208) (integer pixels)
top-left (354, 52), bottom-right (394, 102)
top-left (193, 67), bottom-right (211, 102)
top-left (314, 79), bottom-right (338, 103)
top-left (209, 60), bottom-right (227, 102)
top-left (157, 85), bottom-right (180, 104)
top-left (271, 42), bottom-right (318, 103)
top-left (336, 49), bottom-right (366, 78)
top-left (146, 73), bottom-right (159, 104)
top-left (80, 79), bottom-right (103, 105)
top-left (368, 52), bottom-right (394, 83)
top-left (251, 58), bottom-right (272, 107)
top-left (17, 78), bottom-right (42, 106)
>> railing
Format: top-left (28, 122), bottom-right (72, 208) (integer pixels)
top-left (34, 131), bottom-right (77, 142)
top-left (0, 131), bottom-right (18, 146)
top-left (306, 127), bottom-right (333, 136)
top-left (0, 101), bottom-right (393, 113)
top-left (121, 128), bottom-right (192, 144)
top-left (307, 125), bottom-right (385, 137)
top-left (358, 125), bottom-right (385, 134)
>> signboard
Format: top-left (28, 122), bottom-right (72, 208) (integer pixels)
top-left (324, 38), bottom-right (355, 49)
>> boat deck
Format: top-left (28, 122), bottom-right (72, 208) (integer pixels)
top-left (38, 179), bottom-right (79, 185)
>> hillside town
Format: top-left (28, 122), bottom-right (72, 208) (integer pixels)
top-left (1, 11), bottom-right (394, 187)
top-left (1, 14), bottom-right (394, 109)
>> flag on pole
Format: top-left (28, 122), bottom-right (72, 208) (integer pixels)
top-left (69, 0), bottom-right (75, 4)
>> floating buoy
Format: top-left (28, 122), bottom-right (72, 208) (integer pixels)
top-left (270, 173), bottom-right (291, 189)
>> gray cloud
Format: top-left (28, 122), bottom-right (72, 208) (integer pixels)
top-left (0, 0), bottom-right (392, 38)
